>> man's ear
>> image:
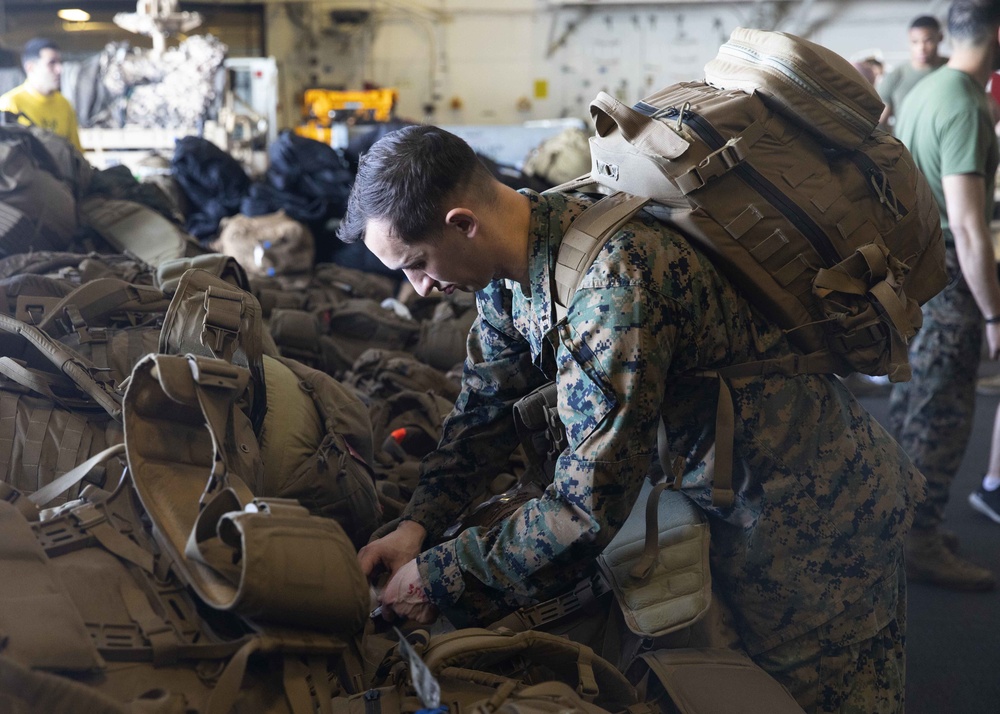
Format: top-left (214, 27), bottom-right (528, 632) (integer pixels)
top-left (444, 208), bottom-right (478, 238)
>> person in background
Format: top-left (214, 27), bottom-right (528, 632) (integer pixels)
top-left (0, 37), bottom-right (81, 151)
top-left (888, 0), bottom-right (1000, 591)
top-left (879, 15), bottom-right (947, 129)
top-left (970, 412), bottom-right (1000, 524)
top-left (341, 124), bottom-right (924, 713)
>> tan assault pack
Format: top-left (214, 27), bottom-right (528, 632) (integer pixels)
top-left (555, 27), bottom-right (945, 384)
top-left (553, 27), bottom-right (945, 508)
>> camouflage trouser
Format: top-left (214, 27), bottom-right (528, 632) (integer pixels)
top-left (753, 553), bottom-right (906, 714)
top-left (887, 247), bottom-right (981, 530)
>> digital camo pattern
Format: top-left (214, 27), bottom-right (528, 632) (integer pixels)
top-left (404, 190), bottom-right (925, 657)
top-left (756, 554), bottom-right (906, 713)
top-left (888, 247), bottom-right (981, 530)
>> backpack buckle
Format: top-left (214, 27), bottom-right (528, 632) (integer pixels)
top-left (201, 286), bottom-right (244, 356)
top-left (187, 355), bottom-right (248, 393)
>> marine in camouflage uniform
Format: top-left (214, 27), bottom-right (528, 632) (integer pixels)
top-left (406, 190), bottom-right (921, 711)
top-left (340, 126), bottom-right (924, 713)
top-left (888, 249), bottom-right (982, 532)
top-left (884, 0), bottom-right (1000, 592)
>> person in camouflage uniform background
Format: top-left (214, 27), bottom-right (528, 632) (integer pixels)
top-left (338, 125), bottom-right (925, 713)
top-left (886, 0), bottom-right (1000, 592)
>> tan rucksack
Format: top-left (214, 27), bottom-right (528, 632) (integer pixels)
top-left (0, 124), bottom-right (78, 256)
top-left (80, 196), bottom-right (206, 268)
top-left (553, 28), bottom-right (945, 507)
top-left (0, 352), bottom-right (369, 713)
top-left (332, 628), bottom-right (638, 714)
top-left (215, 210), bottom-right (315, 279)
top-left (555, 27), bottom-right (944, 384)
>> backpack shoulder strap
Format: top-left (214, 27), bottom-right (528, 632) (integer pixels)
top-left (0, 312), bottom-right (122, 418)
top-left (36, 278), bottom-right (169, 338)
top-left (553, 192), bottom-right (649, 322)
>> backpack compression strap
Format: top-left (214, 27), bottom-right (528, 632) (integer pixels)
top-left (553, 192), bottom-right (650, 323)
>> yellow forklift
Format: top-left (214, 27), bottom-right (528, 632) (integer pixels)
top-left (295, 88), bottom-right (399, 147)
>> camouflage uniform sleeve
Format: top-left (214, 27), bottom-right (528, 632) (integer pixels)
top-left (417, 283), bottom-right (687, 610)
top-left (403, 283), bottom-right (547, 542)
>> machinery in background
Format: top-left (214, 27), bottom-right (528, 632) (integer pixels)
top-left (218, 57), bottom-right (279, 175)
top-left (295, 88), bottom-right (399, 148)
top-left (79, 0), bottom-right (277, 176)
top-left (113, 0), bottom-right (203, 54)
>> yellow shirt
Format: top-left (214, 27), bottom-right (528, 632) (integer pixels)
top-left (0, 83), bottom-right (82, 151)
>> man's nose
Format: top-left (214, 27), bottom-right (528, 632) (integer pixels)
top-left (404, 270), bottom-right (433, 298)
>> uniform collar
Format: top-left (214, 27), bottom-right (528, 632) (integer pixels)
top-left (518, 189), bottom-right (560, 334)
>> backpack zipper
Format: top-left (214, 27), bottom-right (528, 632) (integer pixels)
top-left (717, 42), bottom-right (875, 139)
top-left (653, 104), bottom-right (841, 268)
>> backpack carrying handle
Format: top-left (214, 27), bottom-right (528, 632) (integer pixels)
top-left (590, 91), bottom-right (690, 160)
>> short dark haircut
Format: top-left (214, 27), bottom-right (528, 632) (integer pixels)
top-left (948, 1), bottom-right (1000, 44)
top-left (338, 124), bottom-right (497, 245)
top-left (22, 38), bottom-right (59, 68)
top-left (910, 15), bottom-right (942, 33)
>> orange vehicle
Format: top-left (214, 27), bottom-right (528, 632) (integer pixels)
top-left (295, 88), bottom-right (398, 145)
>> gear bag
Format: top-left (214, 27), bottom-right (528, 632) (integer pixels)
top-left (626, 648), bottom-right (804, 714)
top-left (555, 27), bottom-right (944, 382)
top-left (554, 27), bottom-right (945, 507)
top-left (0, 354), bottom-right (369, 713)
top-left (260, 353), bottom-right (382, 549)
top-left (215, 210), bottom-right (316, 279)
top-left (80, 196), bottom-right (205, 268)
top-left (332, 628), bottom-right (637, 714)
top-left (0, 123), bottom-right (78, 256)
top-left (522, 127), bottom-right (594, 188)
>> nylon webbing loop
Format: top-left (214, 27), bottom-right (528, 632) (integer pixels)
top-left (0, 391), bottom-right (16, 477)
top-left (29, 443), bottom-right (126, 509)
top-left (674, 121), bottom-right (767, 195)
top-left (21, 404), bottom-right (51, 492)
top-left (54, 411), bottom-right (89, 488)
top-left (119, 578), bottom-right (181, 666)
top-left (629, 481), bottom-right (670, 581)
top-left (869, 280), bottom-right (917, 341)
top-left (202, 285), bottom-right (245, 359)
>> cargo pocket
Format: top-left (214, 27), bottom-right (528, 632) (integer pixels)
top-left (815, 561), bottom-right (905, 713)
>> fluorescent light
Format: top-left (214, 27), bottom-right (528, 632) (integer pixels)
top-left (57, 9), bottom-right (91, 22)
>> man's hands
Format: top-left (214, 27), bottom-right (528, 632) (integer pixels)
top-left (359, 520), bottom-right (437, 623)
top-left (380, 559), bottom-right (438, 624)
top-left (358, 519), bottom-right (427, 578)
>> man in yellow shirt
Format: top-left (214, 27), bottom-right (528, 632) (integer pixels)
top-left (0, 38), bottom-right (81, 151)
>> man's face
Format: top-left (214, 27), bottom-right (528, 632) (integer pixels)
top-left (26, 48), bottom-right (62, 95)
top-left (364, 217), bottom-right (494, 298)
top-left (909, 27), bottom-right (941, 67)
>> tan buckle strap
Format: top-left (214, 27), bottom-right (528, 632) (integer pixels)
top-left (201, 285), bottom-right (245, 358)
